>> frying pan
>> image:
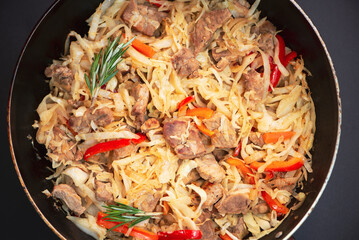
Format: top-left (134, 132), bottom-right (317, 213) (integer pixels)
top-left (7, 0), bottom-right (341, 239)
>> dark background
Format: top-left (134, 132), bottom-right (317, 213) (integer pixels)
top-left (1, 0), bottom-right (358, 239)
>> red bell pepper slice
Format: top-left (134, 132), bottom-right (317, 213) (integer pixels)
top-left (178, 96), bottom-right (195, 111)
top-left (262, 131), bottom-right (296, 144)
top-left (220, 233), bottom-right (233, 240)
top-left (186, 107), bottom-right (214, 119)
top-left (250, 157), bottom-right (304, 172)
top-left (261, 191), bottom-right (289, 215)
top-left (84, 133), bottom-right (146, 161)
top-left (195, 121), bottom-right (215, 136)
top-left (283, 51), bottom-right (297, 66)
top-left (269, 65), bottom-right (281, 91)
top-left (97, 212), bottom-right (158, 240)
top-left (146, 0), bottom-right (162, 7)
top-left (276, 35), bottom-right (286, 65)
top-left (158, 230), bottom-right (202, 240)
top-left (233, 141), bottom-right (242, 157)
top-left (227, 158), bottom-right (255, 184)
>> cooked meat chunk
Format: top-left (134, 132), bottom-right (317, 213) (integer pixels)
top-left (141, 118), bottom-right (160, 133)
top-left (242, 68), bottom-right (265, 102)
top-left (195, 154), bottom-right (225, 183)
top-left (215, 190), bottom-right (250, 214)
top-left (95, 180), bottom-right (113, 203)
top-left (191, 9), bottom-right (231, 55)
top-left (202, 183), bottom-right (224, 209)
top-left (122, 0), bottom-right (167, 36)
top-left (182, 169), bottom-right (201, 185)
top-left (134, 191), bottom-right (161, 212)
top-left (131, 83), bottom-right (150, 128)
top-left (249, 132), bottom-right (265, 147)
top-left (251, 21), bottom-right (276, 56)
top-left (252, 200), bottom-right (270, 215)
top-left (231, 0), bottom-right (250, 18)
top-left (228, 217), bottom-right (249, 239)
top-left (268, 176), bottom-right (299, 190)
top-left (212, 48), bottom-right (238, 71)
top-left (45, 64), bottom-right (74, 93)
top-left (52, 184), bottom-right (85, 216)
top-left (203, 112), bottom-right (237, 148)
top-left (163, 119), bottom-right (206, 159)
top-left (48, 126), bottom-right (83, 162)
top-left (195, 211), bottom-right (219, 240)
top-left (112, 144), bottom-right (136, 160)
top-left (69, 107), bottom-right (114, 134)
top-left (212, 149), bottom-right (229, 161)
top-left (172, 48), bottom-right (200, 78)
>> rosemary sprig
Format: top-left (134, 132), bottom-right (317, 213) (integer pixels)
top-left (102, 202), bottom-right (154, 231)
top-left (85, 35), bottom-right (135, 105)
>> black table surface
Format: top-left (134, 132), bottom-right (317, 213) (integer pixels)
top-left (1, 0), bottom-right (358, 239)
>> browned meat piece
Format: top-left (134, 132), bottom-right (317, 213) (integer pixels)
top-left (112, 144), bottom-right (136, 160)
top-left (212, 48), bottom-right (238, 71)
top-left (242, 68), bottom-right (265, 102)
top-left (231, 0), bottom-right (250, 17)
top-left (249, 132), bottom-right (265, 147)
top-left (45, 64), bottom-right (74, 93)
top-left (48, 126), bottom-right (83, 162)
top-left (52, 184), bottom-right (85, 216)
top-left (251, 21), bottom-right (276, 56)
top-left (182, 169), bottom-right (201, 185)
top-left (268, 176), bottom-right (299, 191)
top-left (203, 112), bottom-right (237, 148)
top-left (69, 107), bottom-right (114, 134)
top-left (191, 9), bottom-right (231, 55)
top-left (195, 210), bottom-right (219, 240)
top-left (212, 149), bottom-right (229, 161)
top-left (141, 118), bottom-right (160, 133)
top-left (252, 200), bottom-right (270, 215)
top-left (163, 119), bottom-right (206, 159)
top-left (122, 0), bottom-right (167, 36)
top-left (95, 180), bottom-right (113, 203)
top-left (134, 191), bottom-right (161, 212)
top-left (228, 217), bottom-right (249, 239)
top-left (195, 154), bottom-right (225, 183)
top-left (202, 183), bottom-right (224, 209)
top-left (215, 190), bottom-right (250, 214)
top-left (131, 83), bottom-right (150, 128)
top-left (172, 48), bottom-right (200, 78)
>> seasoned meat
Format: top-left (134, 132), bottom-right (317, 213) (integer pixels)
top-left (212, 48), bottom-right (238, 71)
top-left (172, 48), bottom-right (200, 78)
top-left (122, 0), bottom-right (168, 36)
top-left (131, 83), bottom-right (150, 128)
top-left (69, 107), bottom-right (114, 134)
top-left (45, 64), bottom-right (74, 93)
top-left (215, 190), bottom-right (250, 214)
top-left (95, 180), bottom-right (113, 203)
top-left (195, 211), bottom-right (219, 240)
top-left (212, 149), bottom-right (229, 161)
top-left (252, 200), bottom-right (270, 215)
top-left (231, 0), bottom-right (250, 18)
top-left (182, 169), bottom-right (201, 185)
top-left (251, 21), bottom-right (276, 56)
top-left (48, 126), bottom-right (83, 162)
top-left (249, 132), bottom-right (265, 147)
top-left (195, 154), bottom-right (225, 183)
top-left (163, 119), bottom-right (206, 159)
top-left (112, 144), bottom-right (136, 160)
top-left (228, 217), bottom-right (249, 239)
top-left (141, 118), bottom-right (160, 133)
top-left (191, 9), bottom-right (231, 55)
top-left (268, 176), bottom-right (299, 190)
top-left (133, 191), bottom-right (161, 212)
top-left (203, 112), bottom-right (237, 148)
top-left (242, 68), bottom-right (265, 102)
top-left (52, 184), bottom-right (85, 216)
top-left (202, 183), bottom-right (224, 209)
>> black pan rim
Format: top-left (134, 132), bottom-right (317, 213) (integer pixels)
top-left (7, 0), bottom-right (342, 240)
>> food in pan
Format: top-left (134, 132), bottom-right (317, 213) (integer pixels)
top-left (34, 0), bottom-right (316, 239)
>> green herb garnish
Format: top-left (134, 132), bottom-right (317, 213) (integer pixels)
top-left (85, 35), bottom-right (135, 105)
top-left (102, 202), bottom-right (154, 231)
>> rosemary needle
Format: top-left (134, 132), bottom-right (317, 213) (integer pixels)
top-left (85, 35), bottom-right (135, 106)
top-left (102, 202), bottom-right (154, 231)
